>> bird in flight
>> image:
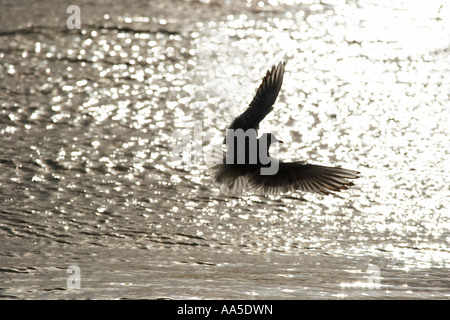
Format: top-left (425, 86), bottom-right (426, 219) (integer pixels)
top-left (212, 61), bottom-right (360, 195)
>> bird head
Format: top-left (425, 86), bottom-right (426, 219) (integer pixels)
top-left (260, 133), bottom-right (284, 147)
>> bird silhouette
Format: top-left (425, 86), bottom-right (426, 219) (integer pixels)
top-left (213, 62), bottom-right (360, 195)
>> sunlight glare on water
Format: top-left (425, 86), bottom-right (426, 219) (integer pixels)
top-left (0, 0), bottom-right (449, 299)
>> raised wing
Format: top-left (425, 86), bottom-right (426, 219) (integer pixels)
top-left (228, 62), bottom-right (285, 132)
top-left (248, 161), bottom-right (360, 195)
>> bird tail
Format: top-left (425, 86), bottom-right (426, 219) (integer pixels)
top-left (211, 164), bottom-right (247, 194)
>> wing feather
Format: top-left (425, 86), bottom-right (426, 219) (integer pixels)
top-left (228, 62), bottom-right (285, 132)
top-left (248, 161), bottom-right (360, 195)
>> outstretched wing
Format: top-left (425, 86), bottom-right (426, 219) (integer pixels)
top-left (228, 62), bottom-right (285, 132)
top-left (248, 161), bottom-right (360, 195)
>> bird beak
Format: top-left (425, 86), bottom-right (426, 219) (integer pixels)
top-left (278, 140), bottom-right (284, 144)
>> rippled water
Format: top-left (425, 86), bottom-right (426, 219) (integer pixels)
top-left (1, 0), bottom-right (449, 299)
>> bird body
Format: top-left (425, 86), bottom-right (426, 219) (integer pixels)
top-left (213, 62), bottom-right (360, 195)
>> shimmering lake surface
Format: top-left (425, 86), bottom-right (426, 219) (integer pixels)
top-left (1, 0), bottom-right (449, 299)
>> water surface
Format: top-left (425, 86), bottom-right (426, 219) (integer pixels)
top-left (1, 0), bottom-right (449, 299)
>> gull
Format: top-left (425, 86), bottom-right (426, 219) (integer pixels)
top-left (213, 61), bottom-right (360, 195)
